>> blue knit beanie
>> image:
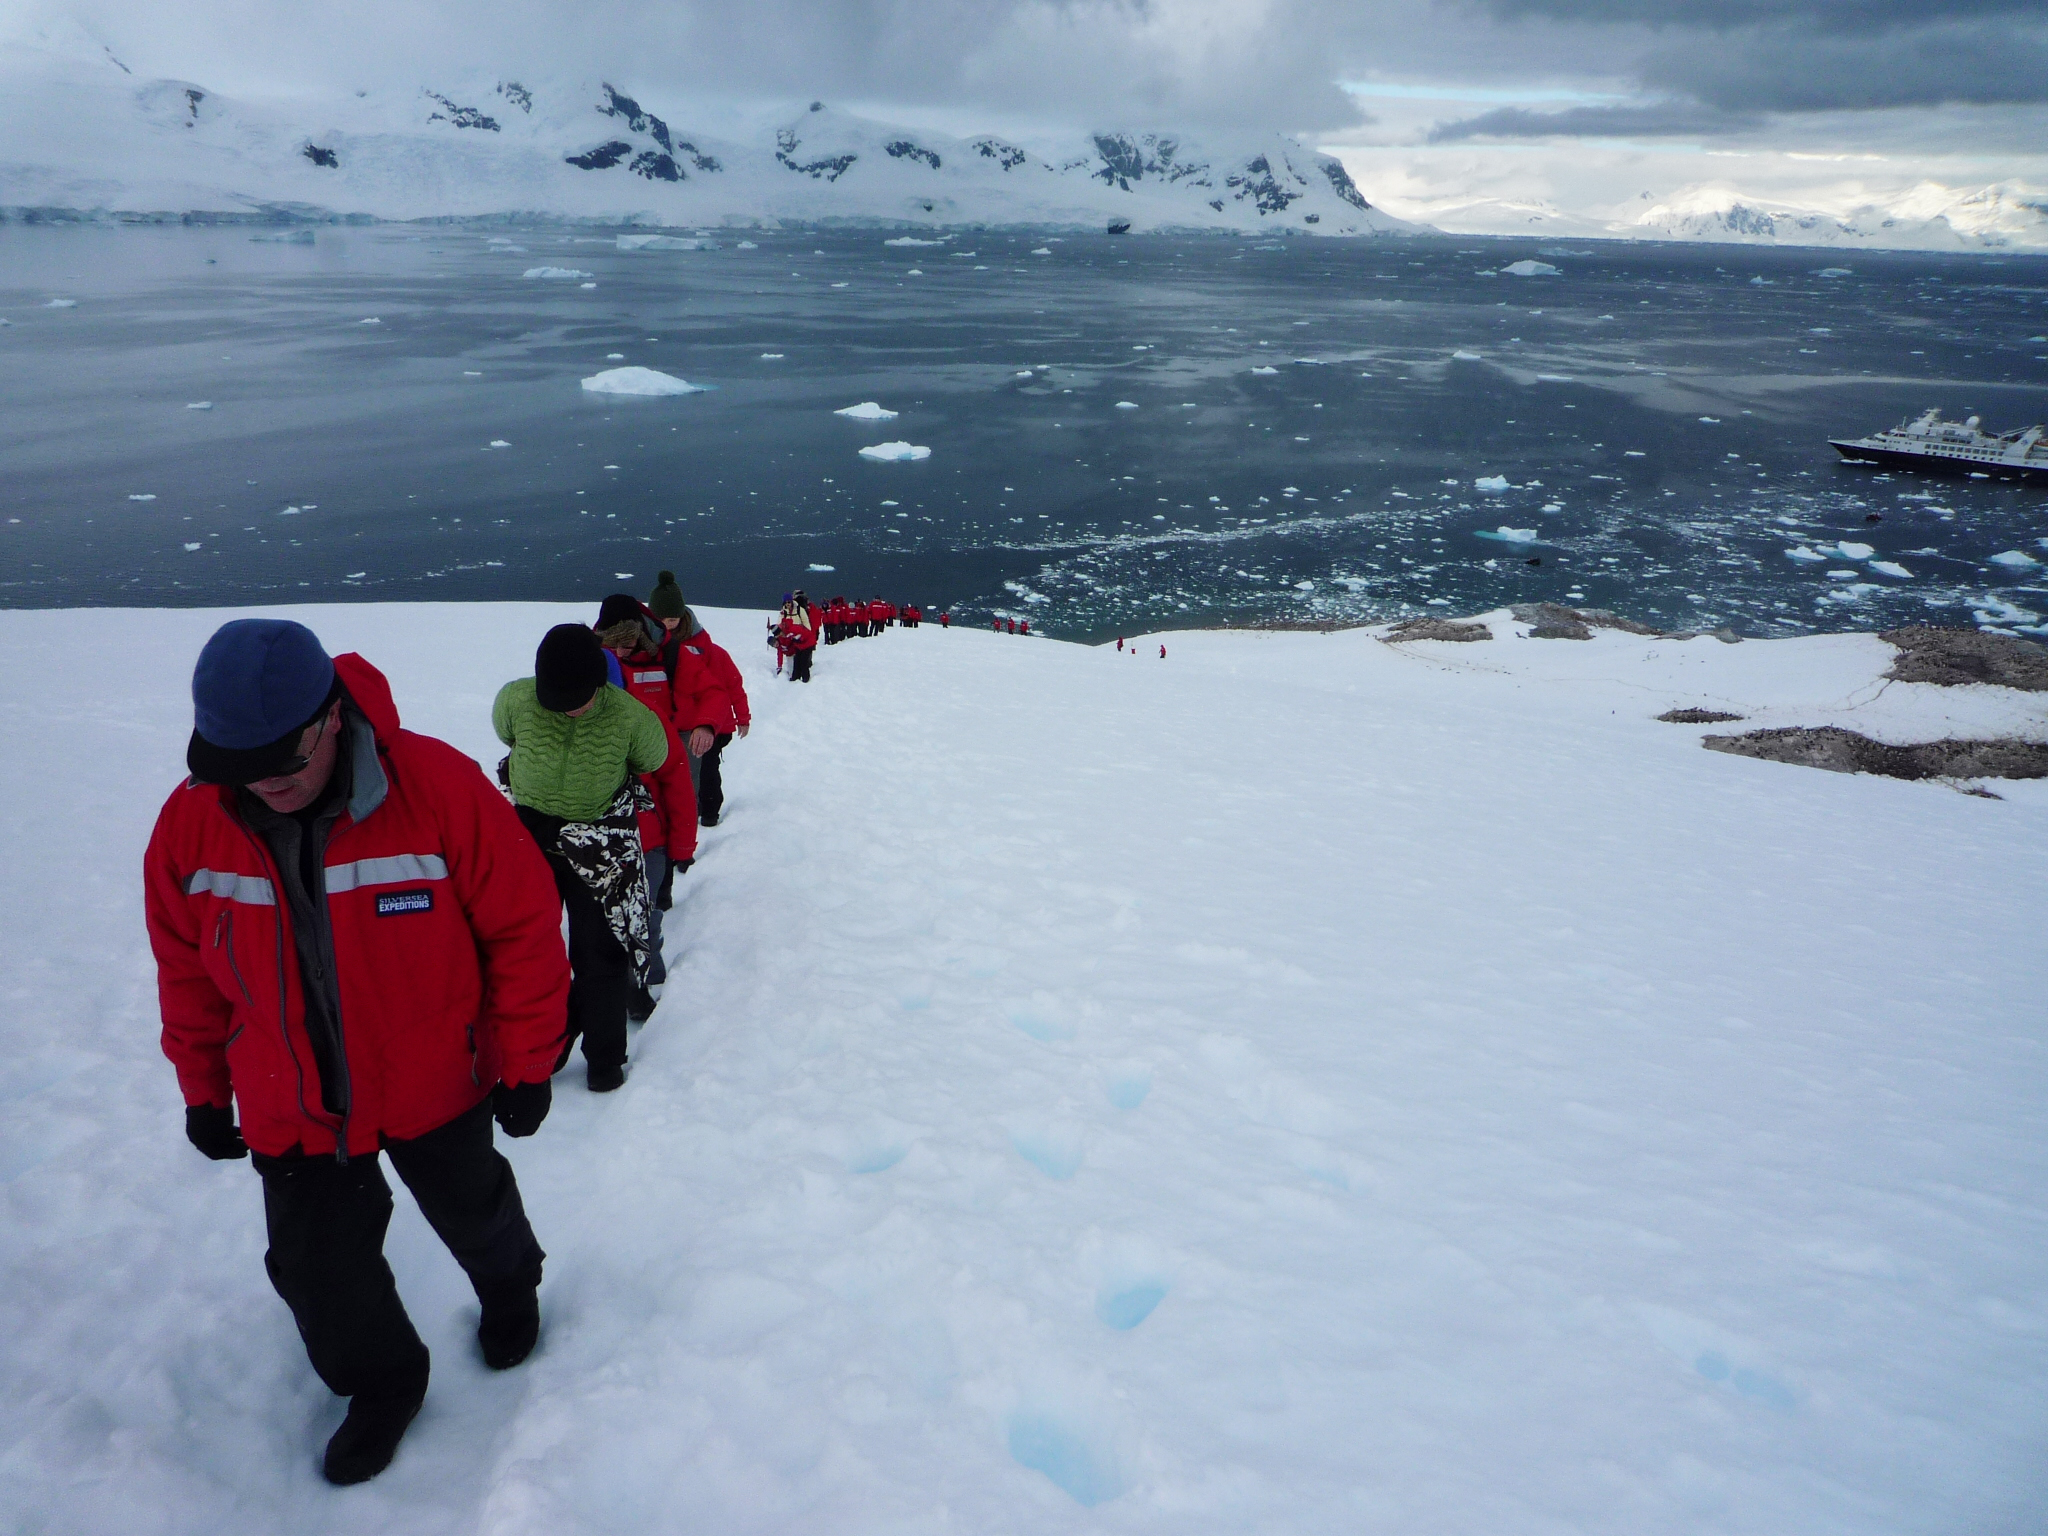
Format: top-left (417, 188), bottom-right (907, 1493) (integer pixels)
top-left (187, 619), bottom-right (337, 783)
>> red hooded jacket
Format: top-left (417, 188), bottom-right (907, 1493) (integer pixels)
top-left (144, 654), bottom-right (570, 1158)
top-left (610, 645), bottom-right (702, 863)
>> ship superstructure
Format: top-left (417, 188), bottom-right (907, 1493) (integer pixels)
top-left (1831, 409), bottom-right (2048, 484)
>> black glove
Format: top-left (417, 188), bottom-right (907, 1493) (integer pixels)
top-left (495, 754), bottom-right (511, 787)
top-left (185, 1102), bottom-right (248, 1160)
top-left (492, 1078), bottom-right (552, 1138)
top-left (656, 858), bottom-right (686, 910)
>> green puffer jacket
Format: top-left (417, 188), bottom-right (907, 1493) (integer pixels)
top-left (492, 679), bottom-right (669, 822)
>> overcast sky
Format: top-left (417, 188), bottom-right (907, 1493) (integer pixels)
top-left (8, 0), bottom-right (2044, 219)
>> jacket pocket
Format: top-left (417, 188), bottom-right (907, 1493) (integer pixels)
top-left (214, 908), bottom-right (256, 1011)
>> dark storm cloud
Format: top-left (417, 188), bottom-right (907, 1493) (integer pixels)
top-left (1644, 22), bottom-right (2048, 110)
top-left (1467, 0), bottom-right (2043, 26)
top-left (1427, 102), bottom-right (1761, 142)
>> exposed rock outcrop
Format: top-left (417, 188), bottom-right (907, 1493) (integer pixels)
top-left (1703, 727), bottom-right (2048, 781)
top-left (1880, 626), bottom-right (2048, 692)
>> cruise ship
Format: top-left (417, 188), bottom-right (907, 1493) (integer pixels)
top-left (1831, 409), bottom-right (2048, 484)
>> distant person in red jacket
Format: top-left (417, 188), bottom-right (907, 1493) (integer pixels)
top-left (777, 598), bottom-right (819, 681)
top-left (1018, 619), bottom-right (1030, 636)
top-left (1116, 636), bottom-right (1124, 652)
top-left (940, 611), bottom-right (950, 629)
top-left (646, 572), bottom-right (750, 826)
top-left (145, 620), bottom-right (569, 1486)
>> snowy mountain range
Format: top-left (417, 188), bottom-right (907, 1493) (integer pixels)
top-left (0, 35), bottom-right (1418, 236)
top-left (1383, 180), bottom-right (2048, 251)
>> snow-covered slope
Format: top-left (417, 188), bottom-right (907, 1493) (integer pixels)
top-left (0, 40), bottom-right (1417, 235)
top-left (3, 601), bottom-right (2046, 1532)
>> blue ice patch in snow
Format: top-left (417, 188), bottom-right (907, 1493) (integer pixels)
top-left (1007, 1009), bottom-right (1074, 1042)
top-left (1696, 1351), bottom-right (1798, 1411)
top-left (1105, 1072), bottom-right (1150, 1109)
top-left (1007, 1413), bottom-right (1122, 1506)
top-left (1011, 1133), bottom-right (1082, 1179)
top-left (1096, 1283), bottom-right (1167, 1330)
top-left (847, 1144), bottom-right (907, 1174)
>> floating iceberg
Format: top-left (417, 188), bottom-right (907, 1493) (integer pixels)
top-left (1536, 373), bottom-right (1573, 383)
top-left (736, 240), bottom-right (758, 249)
top-left (1490, 526), bottom-right (1538, 542)
top-left (808, 563), bottom-right (836, 571)
top-left (1475, 475), bottom-right (1511, 492)
top-left (581, 367), bottom-right (708, 397)
top-left (1114, 401), bottom-right (1139, 409)
top-left (524, 266), bottom-right (594, 279)
top-left (1250, 366), bottom-right (1279, 375)
top-left (128, 494), bottom-right (156, 501)
top-left (884, 236), bottom-right (943, 247)
top-left (1989, 550), bottom-right (2040, 568)
top-left (186, 402), bottom-right (212, 410)
top-left (1869, 561), bottom-right (1914, 578)
top-left (1452, 350), bottom-right (1482, 361)
top-left (1501, 260), bottom-right (1559, 277)
top-left (1030, 247), bottom-right (1052, 255)
top-left (1784, 546), bottom-right (1828, 562)
top-left (859, 442), bottom-right (930, 462)
top-left (45, 299), bottom-right (76, 308)
top-left (1815, 267), bottom-right (1853, 277)
top-left (835, 402), bottom-right (898, 420)
top-left (487, 440), bottom-right (510, 449)
top-left (616, 235), bottom-right (709, 251)
top-left (1825, 542), bottom-right (1875, 560)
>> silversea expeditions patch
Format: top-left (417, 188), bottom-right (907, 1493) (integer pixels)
top-left (376, 889), bottom-right (433, 916)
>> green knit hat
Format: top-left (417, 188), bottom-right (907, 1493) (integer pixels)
top-left (647, 570), bottom-right (686, 619)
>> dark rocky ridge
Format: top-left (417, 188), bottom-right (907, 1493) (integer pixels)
top-left (1704, 728), bottom-right (2048, 782)
top-left (1880, 627), bottom-right (2048, 692)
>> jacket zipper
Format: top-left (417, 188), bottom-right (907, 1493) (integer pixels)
top-left (213, 908), bottom-right (253, 1033)
top-left (317, 813), bottom-right (355, 1164)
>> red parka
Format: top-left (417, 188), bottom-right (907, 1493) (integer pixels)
top-left (144, 654), bottom-right (570, 1158)
top-left (611, 647), bottom-right (702, 864)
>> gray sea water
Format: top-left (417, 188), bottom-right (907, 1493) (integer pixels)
top-left (3, 222), bottom-right (2045, 638)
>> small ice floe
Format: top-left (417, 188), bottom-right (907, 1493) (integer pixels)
top-left (1870, 560), bottom-right (1914, 578)
top-left (1989, 549), bottom-right (2040, 568)
top-left (462, 371), bottom-right (481, 377)
top-left (884, 236), bottom-right (942, 247)
top-left (835, 402), bottom-right (898, 420)
top-left (1536, 373), bottom-right (1572, 382)
top-left (1132, 345), bottom-right (1150, 351)
top-left (1809, 327), bottom-right (1832, 335)
top-left (858, 442), bottom-right (930, 462)
top-left (1484, 526), bottom-right (1539, 543)
top-left (1827, 569), bottom-right (1860, 580)
top-left (359, 317), bottom-right (380, 325)
top-left (808, 562), bottom-right (835, 571)
top-left (613, 571), bottom-right (633, 578)
top-left (1784, 546), bottom-right (1828, 561)
top-left (736, 240), bottom-right (758, 249)
top-left (1822, 541), bottom-right (1875, 560)
top-left (45, 299), bottom-right (77, 308)
top-left (617, 235), bottom-right (711, 251)
top-left (523, 266), bottom-right (594, 279)
top-left (1452, 350), bottom-right (1482, 360)
top-left (1624, 450), bottom-right (1646, 457)
top-left (1541, 501), bottom-right (1562, 512)
top-left (1293, 358), bottom-right (1324, 365)
top-left (579, 282), bottom-right (597, 289)
top-left (1250, 366), bottom-right (1279, 375)
top-left (1501, 260), bottom-right (1560, 277)
top-left (278, 505), bottom-right (302, 515)
top-left (128, 493), bottom-right (156, 501)
top-left (606, 353), bottom-right (625, 360)
top-left (880, 500), bottom-right (899, 507)
top-left (1015, 370), bottom-right (1035, 377)
top-left (186, 401), bottom-right (212, 410)
top-left (488, 440), bottom-right (511, 449)
top-left (1698, 416), bottom-right (1720, 424)
top-left (760, 352), bottom-right (785, 359)
top-left (183, 542), bottom-right (202, 551)
top-left (906, 269), bottom-right (924, 276)
top-left (581, 367), bottom-right (708, 396)
top-left (1749, 276), bottom-right (1773, 286)
top-left (1815, 267), bottom-right (1853, 277)
top-left (1114, 401), bottom-right (1139, 409)
top-left (830, 281), bottom-right (849, 288)
top-left (1474, 475), bottom-right (1511, 492)
top-left (1030, 247), bottom-right (1052, 255)
top-left (345, 571), bottom-right (366, 579)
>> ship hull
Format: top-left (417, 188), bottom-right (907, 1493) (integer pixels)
top-left (1830, 440), bottom-right (2048, 485)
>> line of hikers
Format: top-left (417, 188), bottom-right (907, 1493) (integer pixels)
top-left (145, 570), bottom-right (748, 1485)
top-left (768, 590), bottom-right (937, 683)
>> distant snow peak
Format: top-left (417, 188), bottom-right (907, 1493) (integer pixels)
top-left (497, 81), bottom-right (532, 114)
top-left (975, 137), bottom-right (1029, 171)
top-left (776, 124), bottom-right (857, 182)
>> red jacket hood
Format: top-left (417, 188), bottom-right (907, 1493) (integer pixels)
top-left (335, 652), bottom-right (400, 743)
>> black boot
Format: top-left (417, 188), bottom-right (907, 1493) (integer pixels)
top-left (323, 1375), bottom-right (427, 1485)
top-left (628, 985), bottom-right (656, 1024)
top-left (478, 1280), bottom-right (541, 1371)
top-left (587, 1060), bottom-right (626, 1093)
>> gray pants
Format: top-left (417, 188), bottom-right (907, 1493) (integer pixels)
top-left (643, 848), bottom-right (669, 987)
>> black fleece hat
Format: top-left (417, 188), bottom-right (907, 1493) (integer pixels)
top-left (595, 593), bottom-right (646, 632)
top-left (535, 623), bottom-right (608, 712)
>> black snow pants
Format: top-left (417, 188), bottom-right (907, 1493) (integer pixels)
top-left (517, 806), bottom-right (631, 1073)
top-left (699, 733), bottom-right (730, 824)
top-left (791, 648), bottom-right (813, 682)
top-left (252, 1099), bottom-right (543, 1399)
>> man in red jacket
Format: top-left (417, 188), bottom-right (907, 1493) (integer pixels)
top-left (646, 574), bottom-right (751, 826)
top-left (144, 620), bottom-right (569, 1487)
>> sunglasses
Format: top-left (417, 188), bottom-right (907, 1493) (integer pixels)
top-left (268, 709), bottom-right (332, 778)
